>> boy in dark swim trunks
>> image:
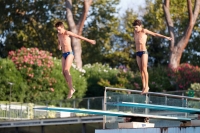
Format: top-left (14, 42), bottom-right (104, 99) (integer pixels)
top-left (55, 21), bottom-right (96, 99)
top-left (133, 19), bottom-right (172, 94)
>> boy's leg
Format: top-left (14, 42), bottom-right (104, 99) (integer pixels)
top-left (62, 58), bottom-right (69, 84)
top-left (136, 56), bottom-right (146, 93)
top-left (62, 55), bottom-right (75, 99)
top-left (141, 54), bottom-right (149, 93)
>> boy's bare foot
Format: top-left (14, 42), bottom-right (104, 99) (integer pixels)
top-left (67, 88), bottom-right (75, 99)
top-left (141, 87), bottom-right (149, 94)
top-left (141, 88), bottom-right (145, 95)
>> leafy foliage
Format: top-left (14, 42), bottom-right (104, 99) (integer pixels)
top-left (83, 63), bottom-right (174, 97)
top-left (0, 59), bottom-right (28, 102)
top-left (103, 9), bottom-right (138, 70)
top-left (5, 47), bottom-right (87, 103)
top-left (0, 0), bottom-right (63, 58)
top-left (8, 47), bottom-right (55, 102)
top-left (187, 83), bottom-right (200, 97)
top-left (50, 59), bottom-right (87, 100)
top-left (83, 63), bottom-right (118, 97)
top-left (143, 0), bottom-right (200, 67)
top-left (142, 0), bottom-right (170, 66)
top-left (148, 65), bottom-right (173, 92)
top-left (81, 0), bottom-right (120, 65)
top-left (168, 63), bottom-right (200, 90)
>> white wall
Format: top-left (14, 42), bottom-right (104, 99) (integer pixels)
top-left (96, 127), bottom-right (200, 133)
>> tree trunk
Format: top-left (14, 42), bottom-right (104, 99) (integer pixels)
top-left (66, 0), bottom-right (92, 69)
top-left (163, 0), bottom-right (200, 69)
top-left (169, 41), bottom-right (186, 68)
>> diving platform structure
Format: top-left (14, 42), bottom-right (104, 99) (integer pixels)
top-left (34, 87), bottom-right (200, 129)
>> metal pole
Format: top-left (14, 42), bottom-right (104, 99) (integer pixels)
top-left (145, 94), bottom-right (149, 114)
top-left (46, 102), bottom-right (49, 118)
top-left (8, 82), bottom-right (14, 120)
top-left (117, 97), bottom-right (119, 111)
top-left (82, 123), bottom-right (86, 133)
top-left (15, 127), bottom-right (19, 133)
top-left (73, 100), bottom-right (76, 108)
top-left (185, 98), bottom-right (188, 118)
top-left (87, 99), bottom-right (90, 109)
top-left (20, 103), bottom-right (22, 120)
top-left (41, 126), bottom-right (44, 133)
top-left (165, 96), bottom-right (168, 105)
top-left (103, 87), bottom-right (107, 129)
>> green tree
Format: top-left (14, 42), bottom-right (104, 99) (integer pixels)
top-left (81, 0), bottom-right (120, 66)
top-left (0, 0), bottom-right (62, 58)
top-left (163, 0), bottom-right (200, 68)
top-left (66, 0), bottom-right (120, 68)
top-left (102, 9), bottom-right (138, 70)
top-left (142, 0), bottom-right (170, 66)
top-left (1, 0), bottom-right (121, 68)
top-left (65, 0), bottom-right (93, 68)
top-left (142, 0), bottom-right (200, 68)
top-left (180, 21), bottom-right (200, 66)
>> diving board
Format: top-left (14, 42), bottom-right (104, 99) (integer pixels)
top-left (106, 102), bottom-right (200, 114)
top-left (34, 107), bottom-right (191, 121)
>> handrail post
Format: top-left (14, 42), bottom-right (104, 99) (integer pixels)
top-left (46, 102), bottom-right (48, 118)
top-left (145, 94), bottom-right (149, 114)
top-left (59, 101), bottom-right (62, 107)
top-left (20, 103), bottom-right (22, 120)
top-left (103, 87), bottom-right (107, 129)
top-left (117, 97), bottom-right (119, 111)
top-left (87, 99), bottom-right (90, 109)
top-left (165, 96), bottom-right (168, 105)
top-left (185, 98), bottom-right (188, 118)
top-left (73, 100), bottom-right (76, 108)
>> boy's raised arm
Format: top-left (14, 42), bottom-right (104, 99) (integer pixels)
top-left (144, 29), bottom-right (172, 40)
top-left (65, 30), bottom-right (96, 45)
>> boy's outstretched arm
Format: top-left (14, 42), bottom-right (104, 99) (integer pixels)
top-left (144, 29), bottom-right (172, 40)
top-left (65, 30), bottom-right (96, 45)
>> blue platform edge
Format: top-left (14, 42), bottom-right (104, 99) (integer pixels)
top-left (106, 102), bottom-right (200, 114)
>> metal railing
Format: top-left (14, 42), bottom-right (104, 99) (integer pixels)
top-left (103, 87), bottom-right (200, 129)
top-left (0, 96), bottom-right (104, 121)
top-left (1, 87), bottom-right (200, 121)
top-left (104, 87), bottom-right (200, 108)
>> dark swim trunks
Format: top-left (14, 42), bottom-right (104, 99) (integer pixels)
top-left (62, 52), bottom-right (74, 59)
top-left (136, 51), bottom-right (148, 58)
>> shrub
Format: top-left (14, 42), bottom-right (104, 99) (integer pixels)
top-left (83, 63), bottom-right (174, 97)
top-left (98, 68), bottom-right (141, 90)
top-left (0, 58), bottom-right (28, 102)
top-left (97, 64), bottom-right (173, 94)
top-left (8, 47), bottom-right (56, 102)
top-left (7, 47), bottom-right (87, 103)
top-left (83, 63), bottom-right (119, 97)
top-left (187, 83), bottom-right (200, 97)
top-left (168, 63), bottom-right (200, 90)
top-left (83, 63), bottom-right (143, 97)
top-left (148, 65), bottom-right (173, 92)
top-left (50, 59), bottom-right (87, 101)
